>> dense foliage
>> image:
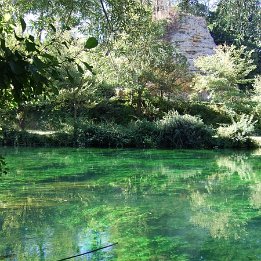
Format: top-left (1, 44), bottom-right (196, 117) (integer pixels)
top-left (193, 45), bottom-right (256, 103)
top-left (208, 0), bottom-right (261, 75)
top-left (0, 0), bottom-right (261, 161)
top-left (0, 112), bottom-right (215, 149)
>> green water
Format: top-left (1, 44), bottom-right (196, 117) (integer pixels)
top-left (0, 148), bottom-right (260, 261)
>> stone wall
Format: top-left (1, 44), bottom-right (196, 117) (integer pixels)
top-left (168, 13), bottom-right (216, 72)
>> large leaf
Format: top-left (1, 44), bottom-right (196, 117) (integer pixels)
top-left (66, 69), bottom-right (74, 83)
top-left (40, 53), bottom-right (59, 66)
top-left (0, 39), bottom-right (6, 50)
top-left (14, 32), bottom-right (25, 42)
top-left (20, 17), bottom-right (26, 33)
top-left (33, 57), bottom-right (46, 71)
top-left (85, 37), bottom-right (98, 49)
top-left (29, 35), bottom-right (35, 42)
top-left (51, 69), bottom-right (61, 80)
top-left (77, 64), bottom-right (84, 74)
top-left (49, 23), bottom-right (56, 33)
top-left (25, 40), bottom-right (37, 52)
top-left (82, 62), bottom-right (93, 72)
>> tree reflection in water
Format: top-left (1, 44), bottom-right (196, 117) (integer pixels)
top-left (0, 148), bottom-right (260, 260)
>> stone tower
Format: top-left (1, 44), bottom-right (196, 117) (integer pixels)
top-left (152, 2), bottom-right (216, 72)
top-left (168, 13), bottom-right (217, 72)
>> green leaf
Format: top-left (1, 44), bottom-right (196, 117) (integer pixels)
top-left (25, 40), bottom-right (37, 52)
top-left (62, 41), bottom-right (69, 48)
top-left (29, 35), bottom-right (35, 42)
top-left (52, 86), bottom-right (59, 95)
top-left (77, 64), bottom-right (84, 74)
top-left (14, 50), bottom-right (23, 60)
top-left (14, 32), bottom-right (25, 41)
top-left (51, 69), bottom-right (60, 80)
top-left (49, 23), bottom-right (56, 33)
top-left (85, 37), bottom-right (98, 49)
top-left (82, 62), bottom-right (93, 72)
top-left (20, 17), bottom-right (26, 33)
top-left (66, 69), bottom-right (74, 83)
top-left (33, 71), bottom-right (48, 85)
top-left (41, 53), bottom-right (56, 61)
top-left (33, 57), bottom-right (46, 71)
top-left (0, 39), bottom-right (6, 50)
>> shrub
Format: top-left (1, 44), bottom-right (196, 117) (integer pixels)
top-left (193, 45), bottom-right (256, 103)
top-left (52, 132), bottom-right (74, 147)
top-left (0, 155), bottom-right (7, 175)
top-left (78, 122), bottom-right (130, 148)
top-left (187, 103), bottom-right (231, 127)
top-left (1, 129), bottom-right (50, 146)
top-left (216, 114), bottom-right (257, 148)
top-left (157, 111), bottom-right (213, 148)
top-left (0, 128), bottom-right (74, 147)
top-left (87, 100), bottom-right (136, 124)
top-left (128, 120), bottom-right (159, 148)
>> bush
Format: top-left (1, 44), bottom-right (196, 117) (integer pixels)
top-left (1, 129), bottom-right (51, 146)
top-left (216, 114), bottom-right (257, 148)
top-left (4, 113), bottom-right (258, 149)
top-left (78, 122), bottom-right (130, 148)
top-left (52, 132), bottom-right (74, 147)
top-left (87, 100), bottom-right (137, 124)
top-left (157, 111), bottom-right (213, 149)
top-left (0, 128), bottom-right (74, 147)
top-left (0, 155), bottom-right (7, 175)
top-left (187, 103), bottom-right (231, 127)
top-left (193, 45), bottom-right (256, 103)
top-left (128, 120), bottom-right (159, 148)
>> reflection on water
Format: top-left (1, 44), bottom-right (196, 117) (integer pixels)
top-left (0, 148), bottom-right (260, 260)
top-left (251, 183), bottom-right (261, 210)
top-left (190, 153), bottom-right (260, 241)
top-left (216, 154), bottom-right (255, 180)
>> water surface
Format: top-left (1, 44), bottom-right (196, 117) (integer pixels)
top-left (0, 147), bottom-right (260, 260)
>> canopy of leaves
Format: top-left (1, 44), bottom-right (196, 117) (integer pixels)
top-left (208, 0), bottom-right (261, 74)
top-left (193, 45), bottom-right (256, 102)
top-left (0, 1), bottom-right (99, 106)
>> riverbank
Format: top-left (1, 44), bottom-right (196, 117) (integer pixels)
top-left (1, 127), bottom-right (259, 150)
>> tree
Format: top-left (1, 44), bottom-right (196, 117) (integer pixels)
top-left (0, 15), bottom-right (56, 105)
top-left (177, 0), bottom-right (210, 16)
top-left (209, 0), bottom-right (261, 74)
top-left (193, 45), bottom-right (256, 103)
top-left (210, 0), bottom-right (261, 45)
top-left (0, 1), bottom-right (98, 169)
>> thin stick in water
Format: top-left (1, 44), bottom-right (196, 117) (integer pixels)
top-left (57, 242), bottom-right (118, 261)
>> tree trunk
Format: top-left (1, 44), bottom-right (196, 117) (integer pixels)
top-left (137, 88), bottom-right (142, 116)
top-left (73, 99), bottom-right (78, 147)
top-left (17, 106), bottom-right (26, 131)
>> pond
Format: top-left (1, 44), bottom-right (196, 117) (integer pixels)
top-left (0, 147), bottom-right (260, 261)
